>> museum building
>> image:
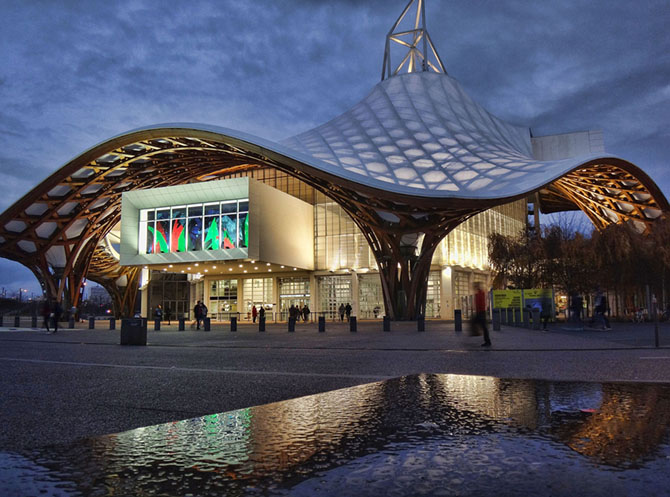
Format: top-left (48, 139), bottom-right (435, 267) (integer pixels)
top-left (0, 0), bottom-right (667, 321)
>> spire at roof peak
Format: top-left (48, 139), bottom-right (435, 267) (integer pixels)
top-left (381, 0), bottom-right (447, 81)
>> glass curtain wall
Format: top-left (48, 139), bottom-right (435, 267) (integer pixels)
top-left (242, 278), bottom-right (273, 316)
top-left (358, 274), bottom-right (384, 318)
top-left (209, 279), bottom-right (238, 319)
top-left (314, 192), bottom-right (377, 271)
top-left (425, 271), bottom-right (441, 318)
top-left (148, 272), bottom-right (190, 319)
top-left (435, 199), bottom-right (526, 270)
top-left (317, 275), bottom-right (352, 319)
top-left (279, 278), bottom-right (310, 315)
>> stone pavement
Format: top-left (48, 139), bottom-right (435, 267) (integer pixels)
top-left (1, 319), bottom-right (669, 451)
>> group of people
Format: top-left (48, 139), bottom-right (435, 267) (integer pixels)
top-left (568, 289), bottom-right (611, 330)
top-left (338, 303), bottom-right (352, 321)
top-left (251, 305), bottom-right (266, 323)
top-left (193, 300), bottom-right (208, 329)
top-left (288, 304), bottom-right (310, 322)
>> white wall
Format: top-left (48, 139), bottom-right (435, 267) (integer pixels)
top-left (531, 130), bottom-right (605, 160)
top-left (250, 180), bottom-right (314, 270)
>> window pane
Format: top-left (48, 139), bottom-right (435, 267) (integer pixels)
top-left (188, 218), bottom-right (203, 251)
top-left (156, 209), bottom-right (170, 220)
top-left (147, 210), bottom-right (155, 221)
top-left (170, 218), bottom-right (187, 252)
top-left (221, 201), bottom-right (236, 214)
top-left (146, 222), bottom-right (155, 254)
top-left (171, 206), bottom-right (186, 219)
top-left (238, 212), bottom-right (249, 248)
top-left (204, 203), bottom-right (220, 216)
top-left (238, 200), bottom-right (249, 212)
top-left (221, 214), bottom-right (237, 249)
top-left (155, 220), bottom-right (170, 253)
top-left (204, 216), bottom-right (220, 250)
top-left (188, 205), bottom-right (202, 217)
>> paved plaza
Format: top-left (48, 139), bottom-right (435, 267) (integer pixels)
top-left (1, 319), bottom-right (670, 451)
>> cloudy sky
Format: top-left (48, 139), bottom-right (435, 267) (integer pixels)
top-left (1, 0), bottom-right (669, 296)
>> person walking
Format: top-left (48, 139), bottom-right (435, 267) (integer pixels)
top-left (344, 303), bottom-right (352, 322)
top-left (252, 305), bottom-right (258, 323)
top-left (164, 307), bottom-right (172, 325)
top-left (473, 283), bottom-right (491, 346)
top-left (51, 299), bottom-right (62, 334)
top-left (302, 304), bottom-right (310, 322)
top-left (594, 289), bottom-right (611, 330)
top-left (338, 303), bottom-right (345, 322)
top-left (42, 299), bottom-right (52, 333)
top-left (570, 292), bottom-right (584, 330)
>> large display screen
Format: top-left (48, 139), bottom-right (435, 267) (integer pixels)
top-left (139, 200), bottom-right (249, 254)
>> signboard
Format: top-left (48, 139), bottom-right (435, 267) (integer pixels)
top-left (492, 290), bottom-right (523, 309)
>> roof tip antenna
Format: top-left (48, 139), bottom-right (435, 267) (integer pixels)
top-left (381, 0), bottom-right (447, 81)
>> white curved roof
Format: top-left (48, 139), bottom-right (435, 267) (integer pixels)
top-left (280, 72), bottom-right (610, 199)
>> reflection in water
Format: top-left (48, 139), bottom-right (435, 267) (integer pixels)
top-left (4, 374), bottom-right (670, 496)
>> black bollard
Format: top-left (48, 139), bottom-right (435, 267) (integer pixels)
top-left (383, 315), bottom-right (390, 332)
top-left (109, 318), bottom-right (116, 330)
top-left (178, 318), bottom-right (185, 331)
top-left (68, 317), bottom-right (75, 329)
top-left (318, 316), bottom-right (325, 332)
top-left (500, 308), bottom-right (507, 325)
top-left (154, 319), bottom-right (161, 331)
top-left (492, 309), bottom-right (501, 331)
top-left (523, 309), bottom-right (530, 329)
top-left (14, 315), bottom-right (20, 327)
top-left (229, 316), bottom-right (236, 332)
top-left (288, 317), bottom-right (295, 332)
top-left (89, 317), bottom-right (95, 329)
top-left (204, 317), bottom-right (211, 331)
top-left (417, 317), bottom-right (425, 332)
top-left (349, 316), bottom-right (357, 332)
top-left (454, 309), bottom-right (462, 332)
top-left (259, 316), bottom-right (266, 332)
top-left (0, 314), bottom-right (3, 327)
top-left (31, 315), bottom-right (37, 328)
top-left (514, 308), bottom-right (522, 327)
top-left (120, 318), bottom-right (147, 346)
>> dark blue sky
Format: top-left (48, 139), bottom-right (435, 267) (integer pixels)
top-left (1, 0), bottom-right (669, 296)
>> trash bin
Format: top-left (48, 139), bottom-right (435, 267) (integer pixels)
top-left (120, 318), bottom-right (147, 346)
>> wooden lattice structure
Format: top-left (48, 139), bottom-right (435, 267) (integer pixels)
top-left (0, 127), bottom-right (667, 319)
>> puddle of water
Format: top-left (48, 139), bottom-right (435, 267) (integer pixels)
top-left (3, 374), bottom-right (670, 496)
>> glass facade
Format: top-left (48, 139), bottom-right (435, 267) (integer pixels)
top-left (242, 278), bottom-right (274, 312)
top-left (317, 275), bottom-right (352, 319)
top-left (148, 272), bottom-right (190, 319)
top-left (425, 271), bottom-right (441, 318)
top-left (435, 201), bottom-right (526, 270)
top-left (314, 193), bottom-right (377, 271)
top-left (139, 200), bottom-right (249, 255)
top-left (209, 279), bottom-right (238, 318)
top-left (140, 168), bottom-right (528, 319)
top-left (279, 277), bottom-right (310, 312)
top-left (358, 274), bottom-right (384, 318)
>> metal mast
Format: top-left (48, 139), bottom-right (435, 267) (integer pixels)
top-left (382, 0), bottom-right (447, 80)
